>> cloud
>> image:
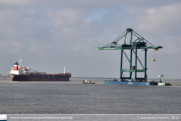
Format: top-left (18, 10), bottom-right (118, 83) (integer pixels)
top-left (179, 38), bottom-right (181, 45)
top-left (47, 9), bottom-right (82, 26)
top-left (166, 42), bottom-right (178, 54)
top-left (0, 0), bottom-right (121, 9)
top-left (0, 0), bottom-right (180, 78)
top-left (138, 3), bottom-right (181, 35)
top-left (0, 0), bottom-right (28, 6)
top-left (0, 40), bottom-right (23, 53)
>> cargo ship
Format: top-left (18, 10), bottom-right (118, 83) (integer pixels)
top-left (9, 60), bottom-right (71, 81)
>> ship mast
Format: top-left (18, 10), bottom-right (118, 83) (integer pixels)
top-left (19, 59), bottom-right (22, 67)
top-left (64, 66), bottom-right (65, 74)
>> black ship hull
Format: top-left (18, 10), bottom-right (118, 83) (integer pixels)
top-left (10, 74), bottom-right (71, 81)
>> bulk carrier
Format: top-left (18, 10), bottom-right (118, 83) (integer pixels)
top-left (9, 60), bottom-right (71, 81)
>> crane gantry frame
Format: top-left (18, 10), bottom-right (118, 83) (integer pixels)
top-left (94, 28), bottom-right (162, 81)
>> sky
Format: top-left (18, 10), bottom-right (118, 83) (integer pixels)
top-left (0, 0), bottom-right (181, 78)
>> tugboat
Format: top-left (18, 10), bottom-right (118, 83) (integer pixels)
top-left (158, 75), bottom-right (171, 86)
top-left (83, 79), bottom-right (95, 84)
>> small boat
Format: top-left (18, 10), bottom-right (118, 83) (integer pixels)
top-left (158, 75), bottom-right (171, 86)
top-left (83, 79), bottom-right (95, 84)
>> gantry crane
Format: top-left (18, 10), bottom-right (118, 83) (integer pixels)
top-left (94, 28), bottom-right (162, 81)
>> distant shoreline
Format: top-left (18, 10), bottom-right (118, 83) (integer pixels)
top-left (0, 76), bottom-right (180, 80)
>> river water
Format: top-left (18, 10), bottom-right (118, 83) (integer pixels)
top-left (0, 78), bottom-right (181, 114)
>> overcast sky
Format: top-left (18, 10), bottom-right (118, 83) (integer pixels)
top-left (0, 0), bottom-right (181, 78)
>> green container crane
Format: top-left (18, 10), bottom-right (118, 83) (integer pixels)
top-left (94, 28), bottom-right (162, 81)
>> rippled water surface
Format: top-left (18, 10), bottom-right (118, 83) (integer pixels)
top-left (0, 78), bottom-right (181, 114)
